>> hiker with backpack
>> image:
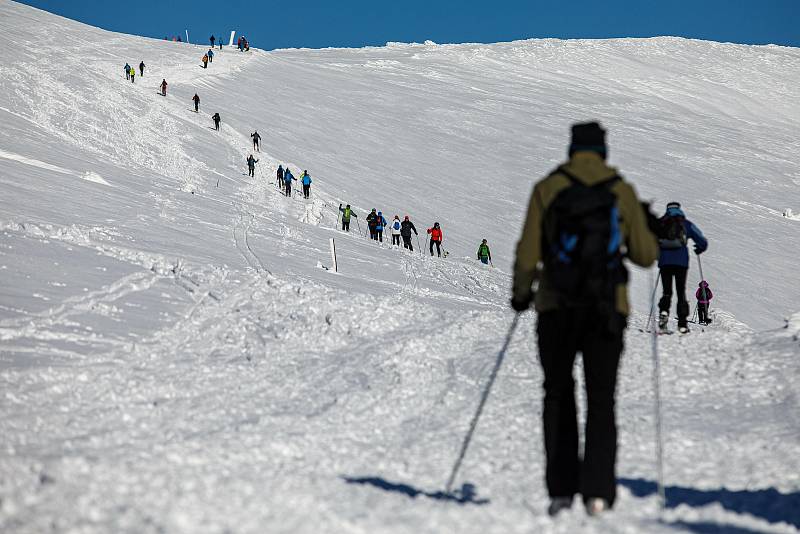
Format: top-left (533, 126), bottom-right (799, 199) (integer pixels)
top-left (246, 154), bottom-right (259, 177)
top-left (427, 222), bottom-right (443, 256)
top-left (339, 204), bottom-right (357, 232)
top-left (696, 280), bottom-right (713, 325)
top-left (283, 168), bottom-right (297, 196)
top-left (477, 239), bottom-right (492, 265)
top-left (657, 201), bottom-right (708, 334)
top-left (366, 209), bottom-right (378, 240)
top-left (139, 61), bottom-right (145, 77)
top-left (129, 65), bottom-right (135, 83)
top-left (300, 170), bottom-right (312, 199)
top-left (192, 93), bottom-right (200, 112)
top-left (202, 54), bottom-right (209, 68)
top-left (390, 216), bottom-right (402, 245)
top-left (400, 216), bottom-right (418, 250)
top-left (207, 49), bottom-right (214, 63)
top-left (251, 131), bottom-right (261, 151)
top-left (511, 122), bottom-right (658, 517)
top-left (210, 35), bottom-right (215, 47)
top-left (277, 165), bottom-right (284, 191)
top-left (124, 63), bottom-right (131, 80)
top-left (374, 211), bottom-right (387, 242)
top-left (212, 112), bottom-right (221, 130)
top-left (160, 79), bottom-right (168, 96)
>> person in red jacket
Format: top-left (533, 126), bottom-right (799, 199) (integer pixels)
top-left (427, 222), bottom-right (443, 257)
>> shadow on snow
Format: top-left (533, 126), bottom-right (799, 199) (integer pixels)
top-left (619, 478), bottom-right (800, 529)
top-left (342, 476), bottom-right (490, 505)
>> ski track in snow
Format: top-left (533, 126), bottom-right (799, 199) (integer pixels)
top-left (0, 3), bottom-right (798, 533)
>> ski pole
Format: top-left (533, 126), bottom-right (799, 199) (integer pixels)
top-left (416, 234), bottom-right (421, 254)
top-left (649, 269), bottom-right (666, 511)
top-left (355, 217), bottom-right (362, 235)
top-left (645, 270), bottom-right (661, 332)
top-left (445, 313), bottom-right (520, 494)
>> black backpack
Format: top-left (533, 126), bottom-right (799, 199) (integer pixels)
top-left (542, 167), bottom-right (627, 306)
top-left (658, 213), bottom-right (687, 248)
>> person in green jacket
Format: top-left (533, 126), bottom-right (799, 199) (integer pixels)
top-left (511, 122), bottom-right (658, 517)
top-left (477, 239), bottom-right (492, 265)
top-left (338, 204), bottom-right (357, 232)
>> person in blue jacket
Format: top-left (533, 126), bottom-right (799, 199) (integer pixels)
top-left (300, 170), bottom-right (312, 199)
top-left (374, 211), bottom-right (387, 242)
top-left (657, 201), bottom-right (707, 333)
top-left (124, 63), bottom-right (131, 80)
top-left (283, 168), bottom-right (297, 197)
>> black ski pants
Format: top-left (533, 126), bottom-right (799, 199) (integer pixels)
top-left (248, 166), bottom-right (255, 177)
top-left (658, 266), bottom-right (689, 326)
top-left (342, 220), bottom-right (350, 232)
top-left (698, 303), bottom-right (709, 324)
top-left (214, 121), bottom-right (220, 131)
top-left (376, 230), bottom-right (383, 242)
top-left (369, 227), bottom-right (377, 240)
top-left (392, 234), bottom-right (400, 246)
top-left (537, 308), bottom-right (625, 506)
top-left (430, 239), bottom-right (441, 257)
top-left (285, 183), bottom-right (292, 197)
top-left (303, 184), bottom-right (310, 199)
top-left (194, 101), bottom-right (199, 112)
top-left (402, 236), bottom-right (413, 251)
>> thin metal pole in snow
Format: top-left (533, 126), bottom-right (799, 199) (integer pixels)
top-left (650, 269), bottom-right (666, 511)
top-left (445, 313), bottom-right (520, 494)
top-left (329, 238), bottom-right (338, 273)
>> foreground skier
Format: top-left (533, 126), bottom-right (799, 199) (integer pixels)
top-left (511, 122), bottom-right (657, 516)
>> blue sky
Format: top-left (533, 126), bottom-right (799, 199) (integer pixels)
top-left (18, 0), bottom-right (800, 49)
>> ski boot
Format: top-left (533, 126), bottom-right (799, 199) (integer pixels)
top-left (585, 497), bottom-right (611, 516)
top-left (547, 497), bottom-right (573, 517)
top-left (678, 325), bottom-right (690, 334)
top-left (658, 311), bottom-right (669, 332)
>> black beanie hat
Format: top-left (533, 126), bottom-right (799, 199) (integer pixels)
top-left (569, 122), bottom-right (607, 159)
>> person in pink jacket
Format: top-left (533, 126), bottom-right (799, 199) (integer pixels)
top-left (695, 280), bottom-right (713, 325)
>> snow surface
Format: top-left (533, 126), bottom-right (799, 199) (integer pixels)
top-left (1, 1), bottom-right (799, 533)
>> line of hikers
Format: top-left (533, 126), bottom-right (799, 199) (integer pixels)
top-left (271, 165), bottom-right (312, 198)
top-left (123, 61), bottom-right (145, 83)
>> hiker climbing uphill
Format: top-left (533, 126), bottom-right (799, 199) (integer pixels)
top-left (246, 154), bottom-right (259, 177)
top-left (427, 222), bottom-right (443, 256)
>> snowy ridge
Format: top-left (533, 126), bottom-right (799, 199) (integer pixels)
top-left (0, 1), bottom-right (798, 533)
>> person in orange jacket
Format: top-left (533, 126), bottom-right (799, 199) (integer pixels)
top-left (427, 222), bottom-right (443, 257)
top-left (202, 54), bottom-right (209, 68)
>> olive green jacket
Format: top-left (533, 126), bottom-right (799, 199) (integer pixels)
top-left (512, 152), bottom-right (658, 316)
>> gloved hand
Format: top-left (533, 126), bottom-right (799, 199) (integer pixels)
top-left (694, 245), bottom-right (704, 255)
top-left (641, 202), bottom-right (662, 238)
top-left (510, 294), bottom-right (532, 312)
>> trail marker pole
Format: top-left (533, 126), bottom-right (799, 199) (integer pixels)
top-left (329, 238), bottom-right (338, 273)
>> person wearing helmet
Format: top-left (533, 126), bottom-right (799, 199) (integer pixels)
top-left (427, 222), bottom-right (443, 257)
top-left (400, 216), bottom-right (418, 251)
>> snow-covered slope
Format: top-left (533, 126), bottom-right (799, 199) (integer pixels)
top-left (0, 1), bottom-right (798, 533)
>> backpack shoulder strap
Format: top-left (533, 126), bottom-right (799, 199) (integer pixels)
top-left (554, 166), bottom-right (620, 189)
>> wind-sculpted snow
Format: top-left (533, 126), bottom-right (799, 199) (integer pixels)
top-left (0, 1), bottom-right (798, 533)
